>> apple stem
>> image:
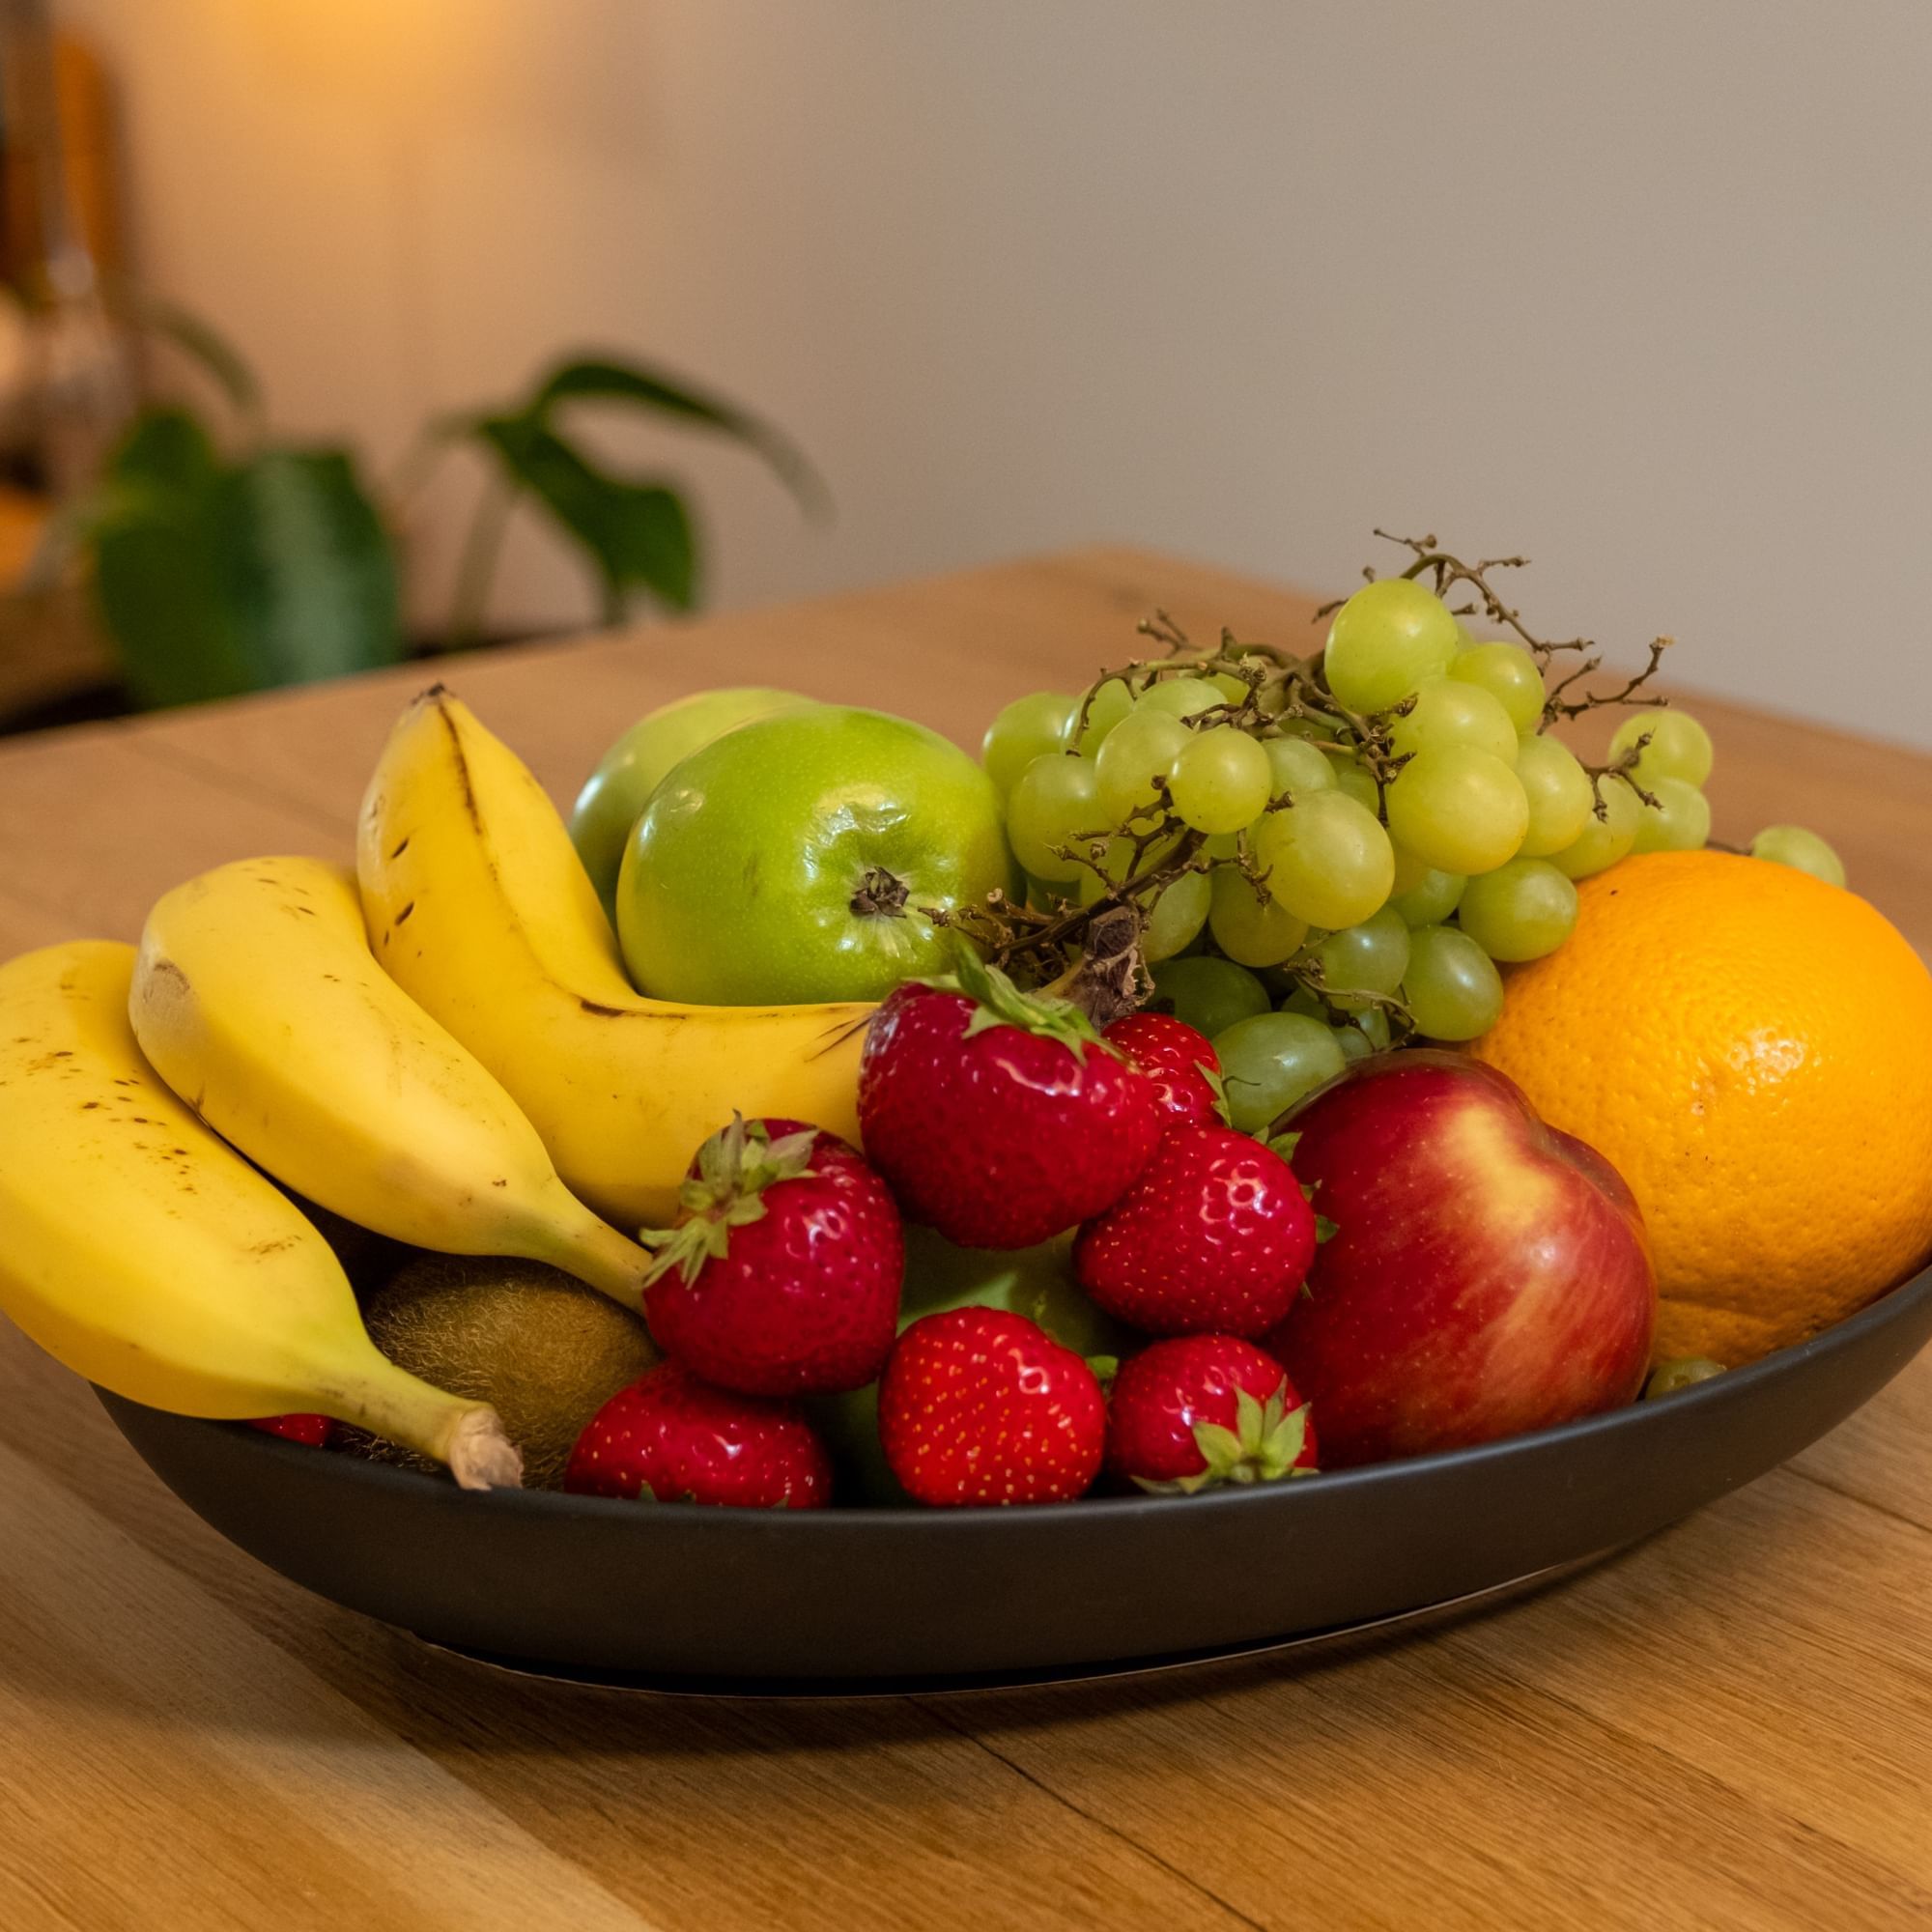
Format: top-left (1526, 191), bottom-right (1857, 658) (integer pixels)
top-left (850, 868), bottom-right (910, 919)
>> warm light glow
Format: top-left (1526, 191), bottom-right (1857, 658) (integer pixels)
top-left (230, 0), bottom-right (501, 114)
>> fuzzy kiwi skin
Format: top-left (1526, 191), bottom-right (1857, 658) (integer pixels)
top-left (344, 1256), bottom-right (659, 1489)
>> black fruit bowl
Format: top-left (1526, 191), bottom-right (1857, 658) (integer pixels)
top-left (99, 1260), bottom-right (1932, 1693)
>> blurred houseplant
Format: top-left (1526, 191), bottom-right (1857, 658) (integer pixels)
top-left (47, 321), bottom-right (824, 711)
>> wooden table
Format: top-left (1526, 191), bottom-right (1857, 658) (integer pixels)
top-left (2, 548), bottom-right (1929, 1932)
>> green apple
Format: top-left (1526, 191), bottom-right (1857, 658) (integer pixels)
top-left (808, 1227), bottom-right (1134, 1503)
top-left (618, 705), bottom-right (1016, 1005)
top-left (570, 687), bottom-right (809, 920)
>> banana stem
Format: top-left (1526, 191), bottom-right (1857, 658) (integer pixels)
top-left (541, 1208), bottom-right (656, 1313)
top-left (348, 1358), bottom-right (524, 1491)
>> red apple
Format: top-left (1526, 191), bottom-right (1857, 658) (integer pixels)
top-left (1265, 1050), bottom-right (1655, 1466)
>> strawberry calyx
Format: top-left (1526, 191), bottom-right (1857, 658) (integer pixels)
top-left (1132, 1385), bottom-right (1315, 1496)
top-left (923, 935), bottom-right (1116, 1058)
top-left (1262, 1129), bottom-right (1338, 1241)
top-left (1202, 1063), bottom-right (1235, 1127)
top-left (639, 1113), bottom-right (818, 1287)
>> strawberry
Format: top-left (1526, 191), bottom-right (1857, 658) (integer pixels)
top-left (877, 1306), bottom-right (1106, 1505)
top-left (1105, 1335), bottom-right (1318, 1493)
top-left (641, 1116), bottom-right (903, 1396)
top-left (1073, 1124), bottom-right (1318, 1337)
top-left (1102, 1011), bottom-right (1225, 1129)
top-left (565, 1361), bottom-right (832, 1508)
top-left (858, 948), bottom-right (1160, 1248)
top-left (249, 1414), bottom-right (332, 1448)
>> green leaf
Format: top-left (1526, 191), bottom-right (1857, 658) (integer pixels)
top-left (477, 415), bottom-right (697, 616)
top-left (104, 407), bottom-right (222, 496)
top-left (86, 418), bottom-right (403, 709)
top-left (93, 505), bottom-right (252, 711)
top-left (529, 355), bottom-right (828, 518)
top-left (210, 449), bottom-right (403, 688)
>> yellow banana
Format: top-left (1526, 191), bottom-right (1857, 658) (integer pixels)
top-left (130, 855), bottom-right (653, 1308)
top-left (357, 688), bottom-right (871, 1229)
top-left (0, 942), bottom-right (521, 1488)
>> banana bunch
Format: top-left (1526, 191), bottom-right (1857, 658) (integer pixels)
top-left (0, 943), bottom-right (522, 1488)
top-left (130, 855), bottom-right (655, 1309)
top-left (357, 689), bottom-right (872, 1228)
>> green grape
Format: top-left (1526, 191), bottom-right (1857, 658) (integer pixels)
top-left (1315, 906), bottom-right (1410, 1009)
top-left (1388, 842), bottom-right (1430, 895)
top-left (1632, 776), bottom-right (1712, 854)
top-left (1277, 981), bottom-right (1326, 1020)
top-left (1136, 677), bottom-right (1221, 722)
top-left (1514, 733), bottom-right (1595, 857)
top-left (1202, 830), bottom-right (1241, 861)
top-left (1141, 868), bottom-right (1211, 962)
top-left (1254, 791), bottom-right (1396, 930)
top-left (1645, 1357), bottom-right (1725, 1399)
top-left (1450, 641), bottom-right (1546, 733)
top-left (1348, 1006), bottom-right (1392, 1051)
top-left (1333, 761), bottom-right (1381, 813)
top-left (1094, 708), bottom-right (1189, 826)
top-left (981, 692), bottom-right (1076, 797)
top-left (1263, 734), bottom-right (1336, 800)
top-left (1206, 869), bottom-right (1314, 966)
top-left (1151, 955), bottom-right (1270, 1038)
top-left (1750, 824), bottom-right (1846, 888)
top-left (1388, 678), bottom-right (1520, 767)
top-left (1389, 866), bottom-right (1465, 926)
top-left (1455, 858), bottom-right (1578, 962)
top-left (1279, 713), bottom-right (1340, 743)
top-left (1006, 753), bottom-right (1098, 881)
top-left (1610, 708), bottom-right (1713, 787)
top-left (1169, 727), bottom-right (1271, 834)
top-left (1332, 1008), bottom-right (1393, 1062)
top-left (1549, 777), bottom-right (1641, 879)
top-left (1062, 679), bottom-right (1135, 755)
top-left (1208, 865), bottom-right (1309, 967)
top-left (1324, 579), bottom-right (1461, 715)
top-left (1384, 747), bottom-right (1528, 875)
top-left (1402, 925), bottom-right (1504, 1040)
top-left (1212, 1012), bottom-right (1348, 1133)
top-left (1023, 871), bottom-right (1069, 912)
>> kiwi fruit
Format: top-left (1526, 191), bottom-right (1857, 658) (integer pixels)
top-left (348, 1255), bottom-right (659, 1489)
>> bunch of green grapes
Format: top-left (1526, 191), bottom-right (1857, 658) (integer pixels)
top-left (980, 561), bottom-right (1844, 1134)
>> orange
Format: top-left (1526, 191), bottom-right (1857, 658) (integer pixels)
top-left (1472, 850), bottom-right (1932, 1366)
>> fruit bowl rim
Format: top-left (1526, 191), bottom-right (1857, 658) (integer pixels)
top-left (145, 1257), bottom-right (1932, 1530)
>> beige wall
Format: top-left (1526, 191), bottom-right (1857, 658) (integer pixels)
top-left (54, 0), bottom-right (1932, 747)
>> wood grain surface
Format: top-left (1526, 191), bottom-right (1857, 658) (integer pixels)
top-left (1, 547), bottom-right (1928, 1931)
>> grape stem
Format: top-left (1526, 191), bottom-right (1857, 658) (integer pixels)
top-left (1582, 738), bottom-right (1662, 817)
top-left (1317, 531), bottom-right (1593, 660)
top-left (1542, 634), bottom-right (1673, 725)
top-left (1317, 531), bottom-right (1677, 739)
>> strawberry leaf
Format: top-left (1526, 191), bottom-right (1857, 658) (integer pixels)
top-left (1202, 1063), bottom-right (1235, 1127)
top-left (1177, 1383), bottom-right (1316, 1488)
top-left (928, 932), bottom-right (1108, 1057)
top-left (639, 1113), bottom-right (815, 1286)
